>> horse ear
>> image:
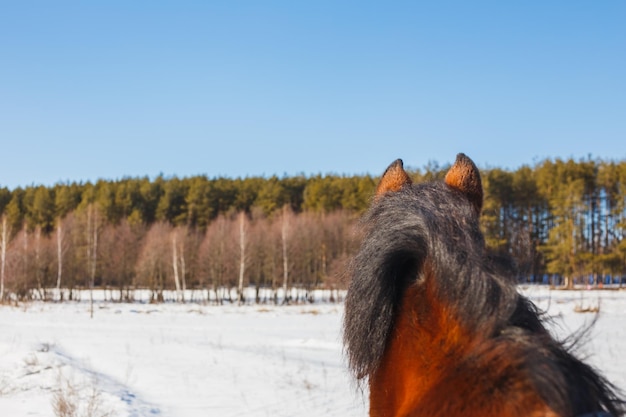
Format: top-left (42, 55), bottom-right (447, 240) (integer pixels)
top-left (444, 153), bottom-right (483, 215)
top-left (376, 159), bottom-right (413, 197)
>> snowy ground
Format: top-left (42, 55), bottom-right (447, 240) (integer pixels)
top-left (0, 287), bottom-right (625, 417)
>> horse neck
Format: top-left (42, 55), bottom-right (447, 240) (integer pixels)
top-left (369, 279), bottom-right (474, 417)
top-left (368, 278), bottom-right (558, 417)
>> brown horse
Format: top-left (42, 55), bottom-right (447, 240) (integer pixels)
top-left (343, 154), bottom-right (624, 417)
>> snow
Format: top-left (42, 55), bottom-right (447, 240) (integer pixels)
top-left (0, 287), bottom-right (625, 417)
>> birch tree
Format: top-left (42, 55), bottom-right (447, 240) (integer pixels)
top-left (54, 215), bottom-right (74, 298)
top-left (171, 227), bottom-right (188, 302)
top-left (56, 219), bottom-right (63, 293)
top-left (280, 205), bottom-right (293, 304)
top-left (237, 211), bottom-right (247, 305)
top-left (34, 226), bottom-right (43, 299)
top-left (86, 204), bottom-right (99, 318)
top-left (0, 215), bottom-right (9, 301)
top-left (22, 226), bottom-right (29, 297)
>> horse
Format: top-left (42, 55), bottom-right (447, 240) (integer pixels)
top-left (343, 153), bottom-right (624, 417)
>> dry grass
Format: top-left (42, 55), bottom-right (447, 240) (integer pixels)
top-left (574, 304), bottom-right (600, 313)
top-left (52, 374), bottom-right (112, 417)
top-left (53, 378), bottom-right (78, 417)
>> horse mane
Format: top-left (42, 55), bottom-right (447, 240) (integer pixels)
top-left (343, 170), bottom-right (624, 416)
top-left (343, 181), bottom-right (518, 379)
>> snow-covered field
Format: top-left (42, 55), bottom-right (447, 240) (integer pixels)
top-left (0, 287), bottom-right (625, 417)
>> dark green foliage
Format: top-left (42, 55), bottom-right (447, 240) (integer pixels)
top-left (54, 183), bottom-right (82, 218)
top-left (156, 177), bottom-right (189, 225)
top-left (255, 176), bottom-right (288, 216)
top-left (0, 187), bottom-right (11, 213)
top-left (5, 188), bottom-right (25, 233)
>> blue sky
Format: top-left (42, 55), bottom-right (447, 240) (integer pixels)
top-left (1, 1), bottom-right (624, 189)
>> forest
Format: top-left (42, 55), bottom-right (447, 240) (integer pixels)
top-left (0, 156), bottom-right (625, 303)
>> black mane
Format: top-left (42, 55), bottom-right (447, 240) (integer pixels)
top-left (343, 180), bottom-right (624, 416)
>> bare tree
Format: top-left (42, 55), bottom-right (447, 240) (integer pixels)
top-left (98, 219), bottom-right (144, 301)
top-left (136, 222), bottom-right (170, 302)
top-left (54, 215), bottom-right (75, 299)
top-left (247, 208), bottom-right (275, 303)
top-left (171, 226), bottom-right (188, 302)
top-left (23, 226), bottom-right (29, 295)
top-left (172, 232), bottom-right (182, 301)
top-left (34, 226), bottom-right (44, 299)
top-left (197, 214), bottom-right (235, 304)
top-left (197, 218), bottom-right (220, 302)
top-left (86, 205), bottom-right (99, 318)
top-left (289, 212), bottom-right (325, 302)
top-left (0, 215), bottom-right (9, 301)
top-left (5, 225), bottom-right (53, 301)
top-left (280, 205), bottom-right (292, 303)
top-left (237, 211), bottom-right (248, 305)
top-left (56, 219), bottom-right (63, 292)
top-left (5, 227), bottom-right (29, 300)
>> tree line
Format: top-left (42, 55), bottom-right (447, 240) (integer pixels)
top-left (482, 157), bottom-right (626, 288)
top-left (0, 156), bottom-right (625, 303)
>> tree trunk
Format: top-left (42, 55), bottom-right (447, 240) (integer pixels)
top-left (238, 212), bottom-right (246, 305)
top-left (172, 234), bottom-right (182, 302)
top-left (0, 216), bottom-right (8, 302)
top-left (23, 226), bottom-right (29, 300)
top-left (35, 227), bottom-right (43, 300)
top-left (56, 220), bottom-right (63, 298)
top-left (180, 237), bottom-right (186, 301)
top-left (281, 207), bottom-right (290, 304)
top-left (88, 205), bottom-right (98, 318)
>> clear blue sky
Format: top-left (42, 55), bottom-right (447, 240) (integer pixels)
top-left (1, 1), bottom-right (624, 189)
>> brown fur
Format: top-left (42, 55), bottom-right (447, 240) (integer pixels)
top-left (444, 153), bottom-right (483, 214)
top-left (376, 159), bottom-right (413, 197)
top-left (370, 263), bottom-right (558, 417)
